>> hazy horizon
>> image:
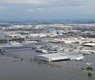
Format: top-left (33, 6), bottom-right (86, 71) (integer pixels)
top-left (0, 0), bottom-right (95, 21)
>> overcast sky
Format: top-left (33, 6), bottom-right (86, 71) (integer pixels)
top-left (0, 0), bottom-right (95, 21)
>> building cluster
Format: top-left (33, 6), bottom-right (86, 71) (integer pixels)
top-left (0, 23), bottom-right (95, 61)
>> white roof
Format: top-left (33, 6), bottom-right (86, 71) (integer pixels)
top-left (35, 52), bottom-right (84, 61)
top-left (84, 43), bottom-right (95, 46)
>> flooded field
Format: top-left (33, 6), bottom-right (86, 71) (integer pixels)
top-left (0, 49), bottom-right (95, 80)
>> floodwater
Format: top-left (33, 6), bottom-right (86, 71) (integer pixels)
top-left (0, 49), bottom-right (95, 80)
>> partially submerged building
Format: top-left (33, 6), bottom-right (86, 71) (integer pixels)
top-left (35, 52), bottom-right (84, 62)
